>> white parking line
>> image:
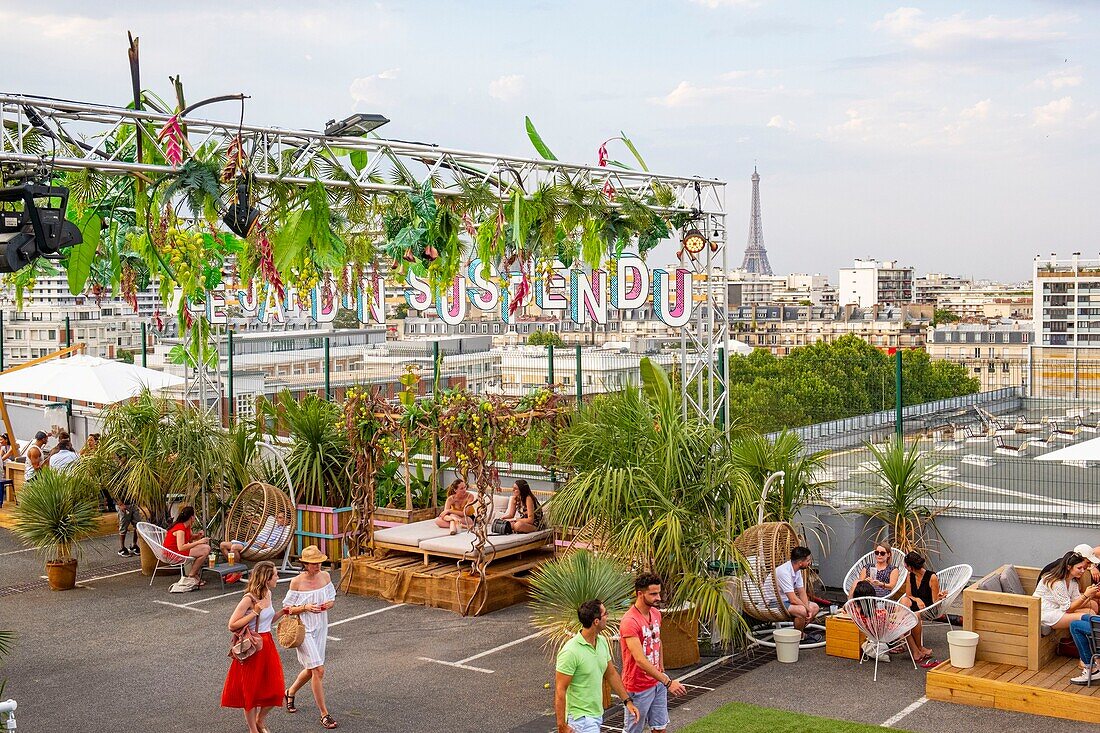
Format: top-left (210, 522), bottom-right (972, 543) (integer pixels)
top-left (184, 590), bottom-right (242, 606)
top-left (881, 696), bottom-right (928, 728)
top-left (39, 567), bottom-right (141, 590)
top-left (0, 546), bottom-right (36, 556)
top-left (324, 603), bottom-right (405, 642)
top-left (420, 630), bottom-right (543, 674)
top-left (153, 600), bottom-right (210, 614)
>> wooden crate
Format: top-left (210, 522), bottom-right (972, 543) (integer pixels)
top-left (825, 613), bottom-right (866, 660)
top-left (295, 504), bottom-right (353, 564)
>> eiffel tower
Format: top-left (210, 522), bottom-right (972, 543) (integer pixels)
top-left (741, 167), bottom-right (773, 275)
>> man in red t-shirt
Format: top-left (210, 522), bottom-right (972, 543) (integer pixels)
top-left (619, 573), bottom-right (687, 733)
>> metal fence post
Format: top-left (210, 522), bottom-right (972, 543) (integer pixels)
top-left (717, 346), bottom-right (725, 429)
top-left (895, 349), bottom-right (903, 438)
top-left (0, 310), bottom-right (5, 371)
top-left (432, 341), bottom-right (441, 502)
top-left (227, 330), bottom-right (235, 425)
top-left (575, 344), bottom-right (582, 404)
top-left (433, 341), bottom-right (441, 394)
top-left (140, 322), bottom-right (147, 368)
top-left (323, 336), bottom-right (332, 401)
top-left (65, 314), bottom-right (71, 347)
top-left (547, 344), bottom-right (554, 385)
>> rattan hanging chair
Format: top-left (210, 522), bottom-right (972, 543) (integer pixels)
top-left (223, 481), bottom-right (296, 562)
top-left (730, 471), bottom-right (806, 624)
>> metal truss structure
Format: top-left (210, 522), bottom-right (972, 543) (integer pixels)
top-left (0, 93), bottom-right (729, 424)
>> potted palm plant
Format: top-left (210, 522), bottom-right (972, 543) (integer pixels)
top-left (11, 468), bottom-right (101, 590)
top-left (530, 551), bottom-right (634, 708)
top-left (551, 359), bottom-right (756, 667)
top-left (853, 436), bottom-right (948, 554)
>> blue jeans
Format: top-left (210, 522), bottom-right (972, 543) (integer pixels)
top-left (566, 715), bottom-right (603, 733)
top-left (1069, 615), bottom-right (1098, 665)
top-left (624, 683), bottom-right (669, 732)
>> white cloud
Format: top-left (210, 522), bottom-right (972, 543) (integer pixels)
top-left (349, 68), bottom-right (400, 108)
top-left (1032, 67), bottom-right (1083, 90)
top-left (649, 79), bottom-right (803, 107)
top-left (488, 74), bottom-right (524, 101)
top-left (874, 7), bottom-right (1070, 51)
top-left (1033, 97), bottom-right (1074, 127)
top-left (766, 115), bottom-right (796, 131)
top-left (828, 108), bottom-right (869, 139)
top-left (960, 99), bottom-right (991, 120)
top-left (721, 68), bottom-right (780, 81)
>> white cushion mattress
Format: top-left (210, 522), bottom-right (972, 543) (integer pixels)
top-left (418, 528), bottom-right (553, 556)
top-left (373, 520), bottom-right (452, 548)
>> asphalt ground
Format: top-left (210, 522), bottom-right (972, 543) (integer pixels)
top-left (1, 527), bottom-right (1094, 733)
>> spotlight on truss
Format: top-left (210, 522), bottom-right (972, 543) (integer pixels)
top-left (0, 184), bottom-right (82, 273)
top-left (324, 113), bottom-right (390, 137)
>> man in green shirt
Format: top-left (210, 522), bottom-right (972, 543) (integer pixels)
top-left (555, 599), bottom-right (639, 733)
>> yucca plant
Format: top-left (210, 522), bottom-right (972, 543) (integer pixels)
top-left (529, 550), bottom-right (634, 648)
top-left (854, 436), bottom-right (948, 554)
top-left (551, 359), bottom-right (756, 644)
top-left (728, 430), bottom-right (831, 524)
top-left (263, 391), bottom-right (352, 507)
top-left (11, 468), bottom-right (100, 563)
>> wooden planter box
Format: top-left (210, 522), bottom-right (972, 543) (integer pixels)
top-left (374, 506), bottom-right (437, 524)
top-left (826, 613), bottom-right (866, 660)
top-left (295, 504), bottom-right (354, 564)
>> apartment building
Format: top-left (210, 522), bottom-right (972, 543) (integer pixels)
top-left (728, 303), bottom-right (933, 355)
top-left (838, 259), bottom-right (914, 307)
top-left (1030, 255), bottom-right (1100, 397)
top-left (927, 321), bottom-right (1032, 391)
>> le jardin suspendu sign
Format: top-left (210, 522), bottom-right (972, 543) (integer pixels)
top-left (194, 254), bottom-right (694, 328)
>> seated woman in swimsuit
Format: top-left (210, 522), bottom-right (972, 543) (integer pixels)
top-left (435, 479), bottom-right (475, 535)
top-left (499, 479), bottom-right (545, 534)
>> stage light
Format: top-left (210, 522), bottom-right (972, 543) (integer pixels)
top-left (324, 113), bottom-right (389, 137)
top-left (0, 184), bottom-right (82, 273)
top-left (223, 175), bottom-right (259, 238)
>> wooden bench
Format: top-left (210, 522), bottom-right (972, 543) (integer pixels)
top-left (962, 564), bottom-right (1057, 671)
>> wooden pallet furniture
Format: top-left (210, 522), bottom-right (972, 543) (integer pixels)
top-left (926, 656), bottom-right (1100, 723)
top-left (340, 548), bottom-right (554, 615)
top-left (962, 564), bottom-right (1057, 671)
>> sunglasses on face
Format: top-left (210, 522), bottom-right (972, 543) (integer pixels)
top-left (874, 551), bottom-right (888, 556)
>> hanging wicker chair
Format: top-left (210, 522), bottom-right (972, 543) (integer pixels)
top-left (223, 481), bottom-right (296, 562)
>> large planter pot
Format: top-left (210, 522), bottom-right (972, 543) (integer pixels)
top-left (46, 558), bottom-right (78, 591)
top-left (138, 534), bottom-right (158, 576)
top-left (947, 630), bottom-right (980, 669)
top-left (296, 504), bottom-right (354, 564)
top-left (662, 606), bottom-right (700, 669)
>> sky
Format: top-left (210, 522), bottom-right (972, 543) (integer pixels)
top-left (2, 0), bottom-right (1099, 282)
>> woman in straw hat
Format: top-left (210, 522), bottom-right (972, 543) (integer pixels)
top-left (221, 560), bottom-right (286, 733)
top-left (283, 545), bottom-right (338, 729)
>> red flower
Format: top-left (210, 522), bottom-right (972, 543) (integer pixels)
top-left (597, 142), bottom-right (609, 167)
top-left (157, 115), bottom-right (185, 167)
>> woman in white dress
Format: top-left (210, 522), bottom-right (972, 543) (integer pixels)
top-left (1032, 550), bottom-right (1099, 631)
top-left (283, 545), bottom-right (338, 729)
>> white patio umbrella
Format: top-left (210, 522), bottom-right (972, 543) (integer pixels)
top-left (0, 354), bottom-right (183, 405)
top-left (1034, 436), bottom-right (1100, 462)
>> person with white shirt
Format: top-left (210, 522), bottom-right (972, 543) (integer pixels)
top-left (47, 436), bottom-right (78, 472)
top-left (774, 546), bottom-right (821, 642)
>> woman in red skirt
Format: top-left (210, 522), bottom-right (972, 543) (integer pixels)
top-left (222, 560), bottom-right (287, 733)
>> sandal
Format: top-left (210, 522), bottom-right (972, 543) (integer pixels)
top-left (321, 714), bottom-right (339, 729)
top-left (285, 689), bottom-right (298, 714)
top-left (919, 657), bottom-right (940, 669)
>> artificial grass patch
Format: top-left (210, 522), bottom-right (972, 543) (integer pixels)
top-left (678, 701), bottom-right (911, 733)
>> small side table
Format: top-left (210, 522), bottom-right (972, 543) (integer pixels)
top-left (825, 613), bottom-right (866, 660)
top-left (201, 562), bottom-right (249, 590)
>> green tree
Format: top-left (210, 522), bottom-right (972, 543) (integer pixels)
top-left (333, 307), bottom-right (361, 329)
top-left (527, 329), bottom-right (564, 347)
top-left (931, 308), bottom-right (960, 326)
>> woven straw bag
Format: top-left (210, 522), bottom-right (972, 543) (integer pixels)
top-left (277, 615), bottom-right (306, 649)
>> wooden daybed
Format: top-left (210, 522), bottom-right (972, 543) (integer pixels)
top-left (962, 564), bottom-right (1058, 671)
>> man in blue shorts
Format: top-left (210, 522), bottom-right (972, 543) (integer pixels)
top-left (555, 599), bottom-right (638, 733)
top-left (620, 573), bottom-right (687, 733)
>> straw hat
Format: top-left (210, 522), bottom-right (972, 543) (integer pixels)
top-left (300, 545), bottom-right (328, 564)
top-left (1074, 544), bottom-right (1100, 565)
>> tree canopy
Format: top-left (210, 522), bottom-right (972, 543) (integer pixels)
top-left (726, 335), bottom-right (980, 433)
top-left (527, 329), bottom-right (565, 347)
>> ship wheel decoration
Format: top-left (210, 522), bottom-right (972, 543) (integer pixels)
top-left (677, 228), bottom-right (716, 261)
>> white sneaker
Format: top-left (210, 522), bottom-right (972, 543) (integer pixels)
top-left (1070, 665), bottom-right (1099, 685)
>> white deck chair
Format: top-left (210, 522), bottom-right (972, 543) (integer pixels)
top-left (843, 597), bottom-right (919, 681)
top-left (136, 522), bottom-right (190, 587)
top-left (843, 548), bottom-right (908, 598)
top-left (913, 564), bottom-right (973, 627)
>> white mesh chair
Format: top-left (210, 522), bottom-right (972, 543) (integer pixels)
top-left (914, 564), bottom-right (973, 627)
top-left (137, 522), bottom-right (190, 587)
top-left (843, 548), bottom-right (908, 598)
top-left (843, 597), bottom-right (919, 681)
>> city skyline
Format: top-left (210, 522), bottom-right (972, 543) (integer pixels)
top-left (2, 1), bottom-right (1097, 281)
